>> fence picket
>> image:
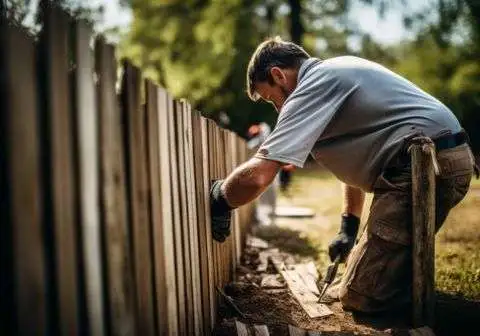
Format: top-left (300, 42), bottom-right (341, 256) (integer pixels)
top-left (0, 24), bottom-right (48, 336)
top-left (156, 89), bottom-right (180, 335)
top-left (38, 6), bottom-right (80, 335)
top-left (96, 40), bottom-right (136, 336)
top-left (121, 63), bottom-right (156, 335)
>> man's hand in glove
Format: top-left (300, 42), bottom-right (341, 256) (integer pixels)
top-left (328, 213), bottom-right (360, 262)
top-left (210, 179), bottom-right (236, 242)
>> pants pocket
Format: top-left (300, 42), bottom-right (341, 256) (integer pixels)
top-left (348, 233), bottom-right (411, 302)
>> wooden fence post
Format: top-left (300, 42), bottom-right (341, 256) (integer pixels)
top-left (121, 62), bottom-right (156, 335)
top-left (74, 23), bottom-right (107, 336)
top-left (0, 23), bottom-right (48, 336)
top-left (96, 40), bottom-right (136, 336)
top-left (38, 5), bottom-right (80, 334)
top-left (411, 140), bottom-right (436, 328)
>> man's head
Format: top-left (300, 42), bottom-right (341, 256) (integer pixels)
top-left (247, 37), bottom-right (310, 112)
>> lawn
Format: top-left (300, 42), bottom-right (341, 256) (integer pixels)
top-left (274, 167), bottom-right (480, 300)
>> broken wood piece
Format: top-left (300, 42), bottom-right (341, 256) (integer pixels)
top-left (257, 248), bottom-right (279, 272)
top-left (235, 320), bottom-right (250, 336)
top-left (246, 235), bottom-right (269, 249)
top-left (295, 262), bottom-right (321, 296)
top-left (269, 254), bottom-right (286, 273)
top-left (281, 269), bottom-right (333, 318)
top-left (260, 274), bottom-right (285, 288)
top-left (288, 325), bottom-right (307, 336)
top-left (253, 324), bottom-right (270, 336)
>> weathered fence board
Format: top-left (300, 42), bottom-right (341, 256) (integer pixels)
top-left (183, 102), bottom-right (204, 336)
top-left (175, 100), bottom-right (195, 335)
top-left (168, 99), bottom-right (187, 335)
top-left (200, 117), bottom-right (217, 329)
top-left (156, 88), bottom-right (180, 335)
top-left (74, 24), bottom-right (106, 336)
top-left (96, 40), bottom-right (135, 336)
top-left (38, 6), bottom-right (80, 335)
top-left (0, 24), bottom-right (48, 336)
top-left (122, 63), bottom-right (156, 335)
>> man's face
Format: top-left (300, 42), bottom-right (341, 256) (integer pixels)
top-left (254, 67), bottom-right (297, 112)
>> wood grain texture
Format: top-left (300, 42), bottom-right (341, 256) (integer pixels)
top-left (411, 143), bottom-right (436, 327)
top-left (235, 320), bottom-right (250, 336)
top-left (183, 102), bottom-right (203, 335)
top-left (1, 24), bottom-right (48, 336)
top-left (288, 325), bottom-right (307, 336)
top-left (121, 63), bottom-right (156, 335)
top-left (200, 117), bottom-right (216, 328)
top-left (96, 39), bottom-right (135, 336)
top-left (168, 100), bottom-right (187, 335)
top-left (39, 7), bottom-right (79, 335)
top-left (156, 89), bottom-right (179, 335)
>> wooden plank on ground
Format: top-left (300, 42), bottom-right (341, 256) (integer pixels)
top-left (295, 263), bottom-right (320, 296)
top-left (270, 255), bottom-right (332, 319)
top-left (121, 62), bottom-right (156, 335)
top-left (281, 269), bottom-right (333, 318)
top-left (39, 6), bottom-right (80, 335)
top-left (253, 324), bottom-right (270, 336)
top-left (235, 320), bottom-right (250, 336)
top-left (288, 325), bottom-right (307, 336)
top-left (156, 89), bottom-right (179, 334)
top-left (168, 99), bottom-right (187, 335)
top-left (1, 24), bottom-right (48, 336)
top-left (95, 37), bottom-right (135, 336)
top-left (200, 117), bottom-right (216, 328)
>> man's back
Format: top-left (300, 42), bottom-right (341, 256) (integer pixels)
top-left (262, 56), bottom-right (461, 191)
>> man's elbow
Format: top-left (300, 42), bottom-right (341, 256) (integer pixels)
top-left (254, 172), bottom-right (276, 190)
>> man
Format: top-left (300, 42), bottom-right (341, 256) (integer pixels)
top-left (210, 37), bottom-right (477, 313)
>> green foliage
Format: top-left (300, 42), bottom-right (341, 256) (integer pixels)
top-left (121, 0), bottom-right (479, 147)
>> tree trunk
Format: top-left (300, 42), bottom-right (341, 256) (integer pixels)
top-left (287, 0), bottom-right (304, 44)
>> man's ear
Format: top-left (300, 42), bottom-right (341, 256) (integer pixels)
top-left (270, 67), bottom-right (287, 86)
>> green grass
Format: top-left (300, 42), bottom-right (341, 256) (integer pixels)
top-left (275, 167), bottom-right (480, 299)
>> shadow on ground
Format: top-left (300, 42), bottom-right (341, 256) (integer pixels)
top-left (251, 224), bottom-right (321, 258)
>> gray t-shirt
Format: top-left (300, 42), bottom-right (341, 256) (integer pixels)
top-left (255, 56), bottom-right (461, 192)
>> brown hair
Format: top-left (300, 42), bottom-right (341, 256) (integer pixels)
top-left (246, 36), bottom-right (310, 101)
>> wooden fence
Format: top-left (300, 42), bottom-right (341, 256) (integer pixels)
top-left (0, 5), bottom-right (252, 336)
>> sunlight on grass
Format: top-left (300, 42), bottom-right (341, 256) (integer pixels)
top-left (277, 167), bottom-right (480, 299)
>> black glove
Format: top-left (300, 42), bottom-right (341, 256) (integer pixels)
top-left (328, 213), bottom-right (360, 262)
top-left (210, 179), bottom-right (235, 242)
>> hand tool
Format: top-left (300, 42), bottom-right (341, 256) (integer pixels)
top-left (317, 255), bottom-right (341, 303)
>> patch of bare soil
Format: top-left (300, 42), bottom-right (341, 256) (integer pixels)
top-left (214, 244), bottom-right (407, 335)
top-left (214, 239), bottom-right (480, 336)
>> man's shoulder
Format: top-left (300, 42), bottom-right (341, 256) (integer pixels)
top-left (323, 55), bottom-right (383, 70)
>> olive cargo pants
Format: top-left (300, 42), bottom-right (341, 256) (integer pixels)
top-left (338, 144), bottom-right (474, 313)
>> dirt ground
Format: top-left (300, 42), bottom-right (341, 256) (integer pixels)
top-left (214, 167), bottom-right (480, 335)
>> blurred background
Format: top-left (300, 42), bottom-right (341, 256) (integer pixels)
top-left (6, 0), bottom-right (480, 155)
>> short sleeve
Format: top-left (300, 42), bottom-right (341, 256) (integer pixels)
top-left (254, 68), bottom-right (357, 167)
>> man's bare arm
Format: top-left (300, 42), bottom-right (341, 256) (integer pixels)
top-left (221, 157), bottom-right (281, 207)
top-left (342, 183), bottom-right (365, 218)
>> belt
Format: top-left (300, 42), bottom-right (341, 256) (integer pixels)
top-left (388, 130), bottom-right (468, 169)
top-left (433, 131), bottom-right (467, 151)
